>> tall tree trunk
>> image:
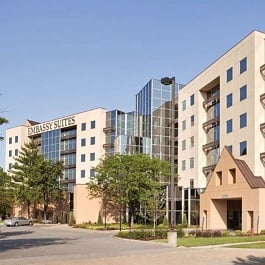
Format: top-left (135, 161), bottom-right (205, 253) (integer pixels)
top-left (27, 200), bottom-right (31, 218)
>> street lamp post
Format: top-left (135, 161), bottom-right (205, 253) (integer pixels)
top-left (161, 76), bottom-right (177, 246)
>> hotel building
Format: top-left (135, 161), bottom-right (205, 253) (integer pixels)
top-left (5, 30), bottom-right (265, 232)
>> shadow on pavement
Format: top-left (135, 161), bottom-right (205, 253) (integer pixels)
top-left (233, 255), bottom-right (265, 264)
top-left (0, 237), bottom-right (73, 252)
top-left (2, 230), bottom-right (34, 237)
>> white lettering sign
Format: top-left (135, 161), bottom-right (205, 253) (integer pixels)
top-left (28, 116), bottom-right (76, 136)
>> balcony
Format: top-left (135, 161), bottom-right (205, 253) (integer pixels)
top-left (260, 64), bottom-right (265, 79)
top-left (202, 140), bottom-right (219, 155)
top-left (202, 164), bottom-right (216, 175)
top-left (103, 127), bottom-right (116, 133)
top-left (260, 152), bottom-right (265, 166)
top-left (61, 149), bottom-right (76, 155)
top-left (103, 143), bottom-right (114, 149)
top-left (202, 117), bottom-right (220, 133)
top-left (61, 133), bottom-right (77, 141)
top-left (60, 179), bottom-right (76, 184)
top-left (260, 93), bottom-right (265, 108)
top-left (64, 164), bottom-right (76, 169)
top-left (203, 93), bottom-right (220, 111)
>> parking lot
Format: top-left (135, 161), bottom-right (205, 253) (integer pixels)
top-left (0, 224), bottom-right (265, 265)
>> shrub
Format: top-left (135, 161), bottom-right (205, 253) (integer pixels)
top-left (260, 229), bottom-right (265, 235)
top-left (235, 230), bottom-right (242, 236)
top-left (222, 230), bottom-right (231, 237)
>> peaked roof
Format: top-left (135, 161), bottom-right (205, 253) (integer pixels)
top-left (24, 119), bottom-right (40, 126)
top-left (225, 146), bottom-right (265, 189)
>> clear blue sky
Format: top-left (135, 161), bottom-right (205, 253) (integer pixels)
top-left (0, 0), bottom-right (264, 167)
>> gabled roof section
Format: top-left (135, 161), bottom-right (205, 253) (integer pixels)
top-left (24, 119), bottom-right (40, 127)
top-left (225, 146), bottom-right (265, 189)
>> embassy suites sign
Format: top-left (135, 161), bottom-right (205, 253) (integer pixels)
top-left (28, 116), bottom-right (76, 136)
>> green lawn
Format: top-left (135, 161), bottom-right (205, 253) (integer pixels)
top-left (228, 242), bottom-right (265, 249)
top-left (177, 235), bottom-right (265, 247)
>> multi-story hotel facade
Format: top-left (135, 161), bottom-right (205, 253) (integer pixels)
top-left (178, 30), bottom-right (265, 232)
top-left (5, 30), bottom-right (265, 231)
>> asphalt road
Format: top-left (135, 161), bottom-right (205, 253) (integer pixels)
top-left (0, 224), bottom-right (265, 265)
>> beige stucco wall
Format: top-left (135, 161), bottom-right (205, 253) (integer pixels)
top-left (200, 148), bottom-right (265, 233)
top-left (74, 184), bottom-right (102, 224)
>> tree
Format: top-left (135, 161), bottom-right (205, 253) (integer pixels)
top-left (0, 167), bottom-right (14, 218)
top-left (0, 116), bottom-right (8, 141)
top-left (87, 153), bottom-right (171, 227)
top-left (11, 140), bottom-right (43, 218)
top-left (35, 159), bottom-right (63, 220)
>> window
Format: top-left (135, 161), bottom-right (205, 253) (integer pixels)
top-left (9, 150), bottom-right (12, 157)
top-left (227, 67), bottom-right (233, 82)
top-left (90, 120), bottom-right (96, 129)
top-left (190, 157), bottom-right (194, 169)
top-left (226, 119), bottom-right (233, 133)
top-left (182, 100), bottom-right (186, 111)
top-left (15, 149), bottom-right (18, 156)
top-left (81, 123), bottom-right (86, 131)
top-left (90, 152), bottom-right (95, 161)
top-left (81, 170), bottom-right (85, 178)
top-left (9, 137), bottom-right (12, 144)
top-left (240, 85), bottom-right (247, 101)
top-left (15, 136), bottom-right (18, 143)
top-left (182, 160), bottom-right (186, 171)
top-left (182, 140), bottom-right (186, 151)
top-left (90, 136), bottom-right (95, 145)
top-left (226, 93), bottom-right (233, 108)
top-left (190, 136), bottom-right (194, 147)
top-left (190, 94), bottom-right (195, 106)
top-left (81, 138), bottom-right (86, 147)
top-left (90, 169), bottom-right (95, 177)
top-left (240, 57), bottom-right (247, 74)
top-left (190, 179), bottom-right (194, 188)
top-left (240, 113), bottom-right (247, 128)
top-left (182, 120), bottom-right (186, 131)
top-left (240, 141), bottom-right (247, 156)
top-left (216, 171), bottom-right (222, 185)
top-left (227, 145), bottom-right (233, 153)
top-left (229, 168), bottom-right (236, 184)
top-left (81, 154), bottom-right (86, 162)
top-left (190, 115), bottom-right (194, 126)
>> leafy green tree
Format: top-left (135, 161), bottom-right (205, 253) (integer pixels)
top-left (35, 159), bottom-right (63, 220)
top-left (87, 153), bottom-right (171, 227)
top-left (0, 167), bottom-right (14, 218)
top-left (11, 140), bottom-right (43, 218)
top-left (0, 116), bottom-right (8, 141)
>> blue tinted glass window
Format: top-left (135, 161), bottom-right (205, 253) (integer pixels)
top-left (182, 100), bottom-right (186, 111)
top-left (90, 136), bottom-right (95, 145)
top-left (240, 85), bottom-right (247, 101)
top-left (227, 145), bottom-right (232, 153)
top-left (81, 123), bottom-right (86, 131)
top-left (90, 152), bottom-right (95, 161)
top-left (226, 119), bottom-right (233, 133)
top-left (9, 150), bottom-right (12, 157)
top-left (81, 170), bottom-right (85, 178)
top-left (182, 120), bottom-right (186, 131)
top-left (15, 136), bottom-right (18, 143)
top-left (240, 57), bottom-right (247, 74)
top-left (227, 67), bottom-right (233, 82)
top-left (81, 138), bottom-right (86, 146)
top-left (9, 137), bottom-right (12, 144)
top-left (90, 120), bottom-right (96, 129)
top-left (240, 141), bottom-right (247, 156)
top-left (191, 115), bottom-right (194, 126)
top-left (226, 93), bottom-right (233, 108)
top-left (240, 113), bottom-right (247, 128)
top-left (90, 169), bottom-right (95, 177)
top-left (190, 157), bottom-right (194, 168)
top-left (182, 160), bottom-right (186, 171)
top-left (81, 154), bottom-right (86, 162)
top-left (190, 94), bottom-right (195, 106)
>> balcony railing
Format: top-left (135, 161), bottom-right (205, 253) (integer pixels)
top-left (103, 143), bottom-right (114, 149)
top-left (63, 164), bottom-right (76, 169)
top-left (202, 140), bottom-right (219, 155)
top-left (103, 127), bottom-right (116, 133)
top-left (202, 117), bottom-right (220, 133)
top-left (61, 133), bottom-right (77, 141)
top-left (202, 164), bottom-right (216, 175)
top-left (61, 149), bottom-right (76, 155)
top-left (260, 152), bottom-right (265, 166)
top-left (203, 93), bottom-right (220, 111)
top-left (260, 93), bottom-right (265, 108)
top-left (260, 64), bottom-right (265, 79)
